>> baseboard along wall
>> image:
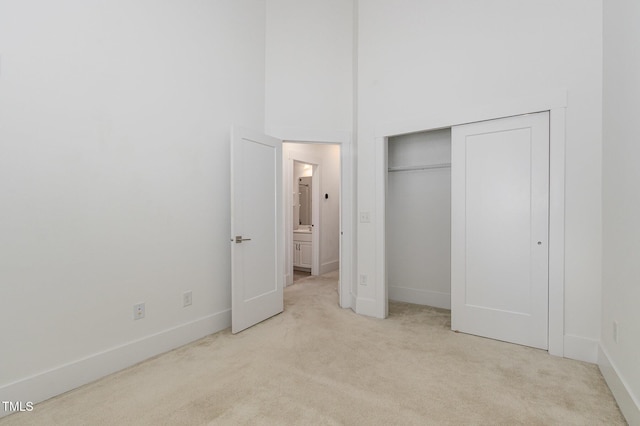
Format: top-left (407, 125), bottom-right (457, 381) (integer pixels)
top-left (388, 286), bottom-right (451, 310)
top-left (598, 345), bottom-right (640, 426)
top-left (563, 334), bottom-right (599, 363)
top-left (319, 260), bottom-right (339, 275)
top-left (0, 309), bottom-right (231, 418)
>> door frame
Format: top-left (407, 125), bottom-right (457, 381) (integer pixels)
top-left (287, 154), bottom-right (321, 278)
top-left (372, 90), bottom-right (567, 357)
top-left (266, 126), bottom-right (354, 309)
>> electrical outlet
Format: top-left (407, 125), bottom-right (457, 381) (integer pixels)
top-left (613, 321), bottom-right (619, 343)
top-left (183, 290), bottom-right (192, 307)
top-left (133, 303), bottom-right (145, 320)
top-left (359, 212), bottom-right (371, 223)
top-left (359, 274), bottom-right (368, 286)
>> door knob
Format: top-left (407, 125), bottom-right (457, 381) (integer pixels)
top-left (235, 236), bottom-right (252, 244)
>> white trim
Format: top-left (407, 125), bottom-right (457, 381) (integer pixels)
top-left (0, 310), bottom-right (230, 417)
top-left (548, 107), bottom-right (566, 357)
top-left (563, 334), bottom-right (599, 363)
top-left (270, 127), bottom-right (354, 309)
top-left (375, 89), bottom-right (568, 138)
top-left (375, 136), bottom-right (388, 318)
top-left (267, 126), bottom-right (351, 145)
top-left (320, 260), bottom-right (339, 275)
top-left (355, 296), bottom-right (378, 317)
top-left (340, 140), bottom-right (355, 309)
top-left (372, 90), bottom-right (567, 357)
top-left (599, 345), bottom-right (640, 425)
top-left (388, 287), bottom-right (451, 310)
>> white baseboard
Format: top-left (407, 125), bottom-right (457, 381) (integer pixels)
top-left (598, 345), bottom-right (640, 425)
top-left (319, 260), bottom-right (339, 275)
top-left (563, 334), bottom-right (599, 363)
top-left (284, 272), bottom-right (292, 287)
top-left (350, 292), bottom-right (357, 312)
top-left (355, 296), bottom-right (382, 318)
top-left (388, 286), bottom-right (451, 310)
top-left (0, 309), bottom-right (231, 418)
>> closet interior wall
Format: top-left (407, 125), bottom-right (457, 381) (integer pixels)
top-left (387, 128), bottom-right (452, 309)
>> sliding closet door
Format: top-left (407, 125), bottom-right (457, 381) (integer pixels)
top-left (451, 112), bottom-right (549, 350)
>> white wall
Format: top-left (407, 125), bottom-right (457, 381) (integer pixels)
top-left (600, 0), bottom-right (640, 423)
top-left (356, 0), bottom-right (603, 362)
top-left (387, 129), bottom-right (451, 309)
top-left (284, 143), bottom-right (341, 283)
top-left (0, 0), bottom-right (266, 410)
top-left (265, 0), bottom-right (354, 135)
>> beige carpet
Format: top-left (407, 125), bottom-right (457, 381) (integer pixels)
top-left (293, 269), bottom-right (311, 283)
top-left (1, 272), bottom-right (626, 425)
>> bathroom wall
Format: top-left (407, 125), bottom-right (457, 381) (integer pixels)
top-left (387, 129), bottom-right (451, 308)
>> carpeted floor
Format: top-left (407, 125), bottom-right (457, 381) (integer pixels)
top-left (293, 269), bottom-right (311, 282)
top-left (0, 271), bottom-right (626, 425)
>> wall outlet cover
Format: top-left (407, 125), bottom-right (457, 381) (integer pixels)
top-left (133, 303), bottom-right (145, 320)
top-left (183, 291), bottom-right (193, 307)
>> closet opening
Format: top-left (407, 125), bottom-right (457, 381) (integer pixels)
top-left (382, 111), bottom-right (557, 351)
top-left (375, 98), bottom-right (566, 356)
top-left (386, 128), bottom-right (452, 310)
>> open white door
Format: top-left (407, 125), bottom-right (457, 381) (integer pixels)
top-left (451, 112), bottom-right (549, 349)
top-left (231, 126), bottom-right (283, 334)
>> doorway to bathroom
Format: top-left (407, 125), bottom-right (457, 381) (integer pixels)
top-left (292, 163), bottom-right (313, 281)
top-left (283, 142), bottom-right (341, 287)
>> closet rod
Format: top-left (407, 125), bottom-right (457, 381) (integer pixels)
top-left (387, 163), bottom-right (451, 173)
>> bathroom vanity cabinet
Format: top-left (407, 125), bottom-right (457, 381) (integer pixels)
top-left (293, 231), bottom-right (312, 270)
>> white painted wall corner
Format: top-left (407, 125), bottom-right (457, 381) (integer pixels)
top-left (598, 345), bottom-right (640, 426)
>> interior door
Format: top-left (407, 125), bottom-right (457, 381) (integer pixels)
top-left (231, 126), bottom-right (283, 334)
top-left (451, 112), bottom-right (549, 349)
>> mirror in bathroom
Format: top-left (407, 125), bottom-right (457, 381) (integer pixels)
top-left (298, 176), bottom-right (312, 226)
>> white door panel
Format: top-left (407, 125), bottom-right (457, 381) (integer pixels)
top-left (451, 112), bottom-right (549, 349)
top-left (231, 127), bottom-right (283, 333)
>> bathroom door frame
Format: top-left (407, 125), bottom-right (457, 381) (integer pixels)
top-left (268, 126), bottom-right (354, 309)
top-left (289, 154), bottom-right (321, 277)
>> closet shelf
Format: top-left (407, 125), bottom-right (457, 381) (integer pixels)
top-left (387, 163), bottom-right (451, 172)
